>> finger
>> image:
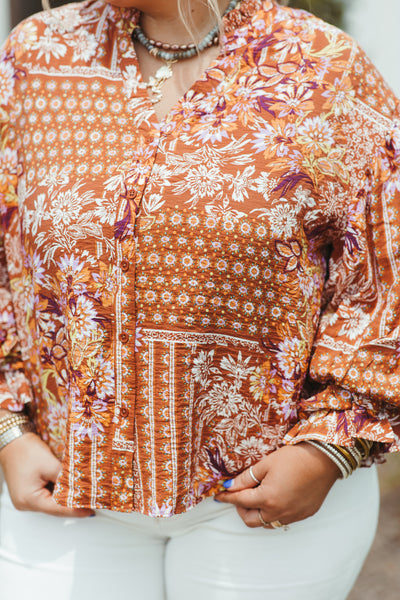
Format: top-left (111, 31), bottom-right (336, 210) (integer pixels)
top-left (222, 463), bottom-right (266, 492)
top-left (237, 506), bottom-right (290, 530)
top-left (32, 488), bottom-right (94, 518)
top-left (236, 506), bottom-right (265, 529)
top-left (216, 486), bottom-right (266, 509)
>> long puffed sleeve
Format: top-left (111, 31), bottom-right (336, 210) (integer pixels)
top-left (0, 39), bottom-right (33, 411)
top-left (285, 45), bottom-right (400, 452)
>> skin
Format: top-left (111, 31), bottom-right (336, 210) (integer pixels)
top-left (215, 444), bottom-right (340, 529)
top-left (0, 409), bottom-right (93, 517)
top-left (111, 0), bottom-right (228, 120)
top-left (0, 0), bottom-right (341, 524)
top-left (109, 0), bottom-right (226, 42)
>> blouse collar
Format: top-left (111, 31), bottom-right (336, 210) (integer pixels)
top-left (223, 0), bottom-right (272, 33)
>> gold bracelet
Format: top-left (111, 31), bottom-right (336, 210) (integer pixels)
top-left (355, 438), bottom-right (373, 459)
top-left (306, 441), bottom-right (353, 478)
top-left (334, 446), bottom-right (360, 470)
top-left (0, 414), bottom-right (31, 436)
top-left (307, 437), bottom-right (373, 479)
top-left (308, 438), bottom-right (373, 480)
top-left (333, 439), bottom-right (373, 466)
top-left (0, 422), bottom-right (36, 452)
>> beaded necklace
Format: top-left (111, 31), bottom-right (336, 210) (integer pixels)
top-left (132, 0), bottom-right (241, 104)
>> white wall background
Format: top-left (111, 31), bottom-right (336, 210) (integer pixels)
top-left (0, 0), bottom-right (399, 94)
top-left (0, 0), bottom-right (10, 46)
top-left (346, 0), bottom-right (400, 96)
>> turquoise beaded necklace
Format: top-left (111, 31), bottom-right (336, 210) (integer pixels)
top-left (132, 0), bottom-right (241, 104)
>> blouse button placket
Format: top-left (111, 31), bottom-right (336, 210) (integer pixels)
top-left (119, 331), bottom-right (129, 343)
top-left (121, 259), bottom-right (130, 272)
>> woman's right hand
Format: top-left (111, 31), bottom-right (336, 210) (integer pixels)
top-left (0, 432), bottom-right (94, 517)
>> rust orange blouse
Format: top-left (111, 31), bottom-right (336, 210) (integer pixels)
top-left (0, 0), bottom-right (400, 515)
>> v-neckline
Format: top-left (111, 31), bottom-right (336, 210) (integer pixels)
top-left (112, 0), bottom-right (270, 128)
top-left (133, 46), bottom-right (226, 127)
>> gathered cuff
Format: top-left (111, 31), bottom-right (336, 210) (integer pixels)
top-left (284, 384), bottom-right (400, 453)
top-left (0, 370), bottom-right (33, 412)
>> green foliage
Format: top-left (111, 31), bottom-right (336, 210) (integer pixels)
top-left (289, 0), bottom-right (345, 28)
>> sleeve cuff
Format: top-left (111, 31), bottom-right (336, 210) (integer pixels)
top-left (0, 370), bottom-right (33, 412)
top-left (285, 384), bottom-right (400, 452)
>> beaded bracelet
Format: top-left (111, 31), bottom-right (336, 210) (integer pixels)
top-left (306, 438), bottom-right (373, 479)
top-left (307, 441), bottom-right (352, 478)
top-left (0, 413), bottom-right (35, 452)
top-left (0, 413), bottom-right (30, 436)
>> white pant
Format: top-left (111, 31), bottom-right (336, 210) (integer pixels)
top-left (0, 467), bottom-right (379, 600)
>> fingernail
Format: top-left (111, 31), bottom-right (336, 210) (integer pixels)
top-left (214, 498), bottom-right (222, 503)
top-left (89, 514), bottom-right (96, 518)
top-left (223, 479), bottom-right (234, 489)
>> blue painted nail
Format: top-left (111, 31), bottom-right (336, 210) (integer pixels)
top-left (223, 479), bottom-right (234, 489)
top-left (89, 514), bottom-right (96, 518)
top-left (214, 498), bottom-right (222, 503)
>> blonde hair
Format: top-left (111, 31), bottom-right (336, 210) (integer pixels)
top-left (178, 0), bottom-right (223, 44)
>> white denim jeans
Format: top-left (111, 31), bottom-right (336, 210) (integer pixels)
top-left (0, 466), bottom-right (379, 600)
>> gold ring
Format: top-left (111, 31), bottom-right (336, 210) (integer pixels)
top-left (258, 510), bottom-right (270, 528)
top-left (249, 465), bottom-right (261, 485)
top-left (270, 520), bottom-right (290, 531)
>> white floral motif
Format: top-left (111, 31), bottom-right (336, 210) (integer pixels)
top-left (42, 170), bottom-right (70, 193)
top-left (192, 351), bottom-right (258, 431)
top-left (33, 28), bottom-right (67, 63)
top-left (337, 303), bottom-right (371, 340)
top-left (41, 6), bottom-right (83, 33)
top-left (292, 186), bottom-right (316, 211)
top-left (51, 188), bottom-right (84, 226)
top-left (174, 165), bottom-right (224, 206)
top-left (122, 64), bottom-right (141, 98)
top-left (192, 350), bottom-right (215, 387)
top-left (31, 194), bottom-right (48, 236)
top-left (220, 351), bottom-right (254, 382)
top-left (276, 337), bottom-right (303, 379)
top-left (297, 116), bottom-right (335, 154)
top-left (229, 166), bottom-right (256, 203)
top-left (93, 195), bottom-right (121, 226)
top-left (235, 436), bottom-right (271, 466)
top-left (69, 30), bottom-right (98, 62)
top-left (12, 21), bottom-right (38, 54)
top-left (142, 193), bottom-right (165, 215)
top-left (69, 296), bottom-right (99, 341)
top-left (203, 381), bottom-right (244, 418)
top-left (0, 61), bottom-right (16, 106)
top-left (267, 204), bottom-right (298, 238)
top-left (250, 172), bottom-right (279, 201)
top-left (0, 147), bottom-right (17, 186)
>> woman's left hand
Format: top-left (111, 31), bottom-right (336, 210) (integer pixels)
top-left (215, 442), bottom-right (341, 528)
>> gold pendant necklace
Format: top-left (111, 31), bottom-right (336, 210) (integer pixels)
top-left (145, 60), bottom-right (176, 104)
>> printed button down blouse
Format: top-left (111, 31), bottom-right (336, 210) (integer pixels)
top-left (1, 0), bottom-right (400, 515)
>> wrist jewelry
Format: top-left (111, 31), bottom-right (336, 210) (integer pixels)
top-left (306, 439), bottom-right (373, 479)
top-left (307, 441), bottom-right (352, 478)
top-left (0, 413), bottom-right (30, 434)
top-left (0, 413), bottom-right (35, 452)
top-left (132, 0), bottom-right (241, 104)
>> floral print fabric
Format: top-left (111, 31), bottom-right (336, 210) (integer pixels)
top-left (0, 0), bottom-right (400, 515)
